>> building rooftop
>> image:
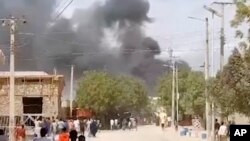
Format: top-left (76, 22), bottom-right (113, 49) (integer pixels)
top-left (0, 71), bottom-right (64, 78)
top-left (0, 71), bottom-right (48, 76)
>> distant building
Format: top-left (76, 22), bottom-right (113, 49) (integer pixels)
top-left (148, 96), bottom-right (159, 104)
top-left (0, 71), bottom-right (64, 126)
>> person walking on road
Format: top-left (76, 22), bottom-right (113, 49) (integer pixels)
top-left (33, 128), bottom-right (51, 141)
top-left (215, 119), bottom-right (220, 141)
top-left (15, 124), bottom-right (26, 141)
top-left (0, 129), bottom-right (7, 141)
top-left (110, 119), bottom-right (114, 130)
top-left (69, 129), bottom-right (78, 141)
top-left (59, 127), bottom-right (69, 141)
top-left (90, 120), bottom-right (98, 137)
top-left (114, 119), bottom-right (118, 129)
top-left (218, 121), bottom-right (228, 141)
top-left (167, 116), bottom-right (171, 127)
top-left (73, 118), bottom-right (80, 133)
top-left (87, 119), bottom-right (92, 137)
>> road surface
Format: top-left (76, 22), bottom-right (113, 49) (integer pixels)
top-left (86, 125), bottom-right (201, 141)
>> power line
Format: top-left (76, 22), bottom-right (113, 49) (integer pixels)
top-left (16, 31), bottom-right (243, 49)
top-left (0, 35), bottom-right (241, 57)
top-left (5, 45), bottom-right (234, 62)
top-left (53, 0), bottom-right (74, 21)
top-left (53, 0), bottom-right (70, 15)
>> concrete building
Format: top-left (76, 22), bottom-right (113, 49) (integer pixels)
top-left (0, 71), bottom-right (64, 125)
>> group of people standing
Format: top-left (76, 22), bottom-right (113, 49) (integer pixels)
top-left (110, 118), bottom-right (138, 131)
top-left (215, 119), bottom-right (235, 141)
top-left (4, 116), bottom-right (101, 141)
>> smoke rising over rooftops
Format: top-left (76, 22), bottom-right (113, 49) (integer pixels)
top-left (0, 0), bottom-right (188, 96)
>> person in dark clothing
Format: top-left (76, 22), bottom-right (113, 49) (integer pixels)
top-left (80, 120), bottom-right (85, 134)
top-left (227, 121), bottom-right (232, 137)
top-left (0, 129), bottom-right (8, 141)
top-left (69, 130), bottom-right (78, 141)
top-left (46, 118), bottom-right (51, 135)
top-left (78, 135), bottom-right (85, 141)
top-left (90, 120), bottom-right (98, 137)
top-left (215, 119), bottom-right (220, 140)
top-left (40, 128), bottom-right (47, 137)
top-left (122, 119), bottom-right (127, 130)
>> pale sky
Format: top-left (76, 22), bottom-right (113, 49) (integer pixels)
top-left (62, 0), bottom-right (243, 75)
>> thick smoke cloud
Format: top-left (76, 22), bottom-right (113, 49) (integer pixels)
top-left (0, 0), bottom-right (187, 96)
top-left (103, 0), bottom-right (151, 25)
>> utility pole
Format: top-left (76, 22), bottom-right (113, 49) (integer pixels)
top-left (204, 5), bottom-right (222, 141)
top-left (213, 2), bottom-right (234, 70)
top-left (175, 64), bottom-right (179, 125)
top-left (205, 17), bottom-right (211, 137)
top-left (188, 16), bottom-right (211, 135)
top-left (0, 16), bottom-right (26, 141)
top-left (168, 48), bottom-right (175, 127)
top-left (70, 65), bottom-right (74, 117)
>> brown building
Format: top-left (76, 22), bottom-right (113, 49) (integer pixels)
top-left (0, 71), bottom-right (64, 125)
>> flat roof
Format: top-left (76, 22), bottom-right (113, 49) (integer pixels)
top-left (0, 71), bottom-right (64, 78)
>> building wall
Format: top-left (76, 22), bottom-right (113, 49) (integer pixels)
top-left (0, 77), bottom-right (63, 117)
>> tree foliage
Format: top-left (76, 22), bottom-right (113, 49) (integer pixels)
top-left (209, 48), bottom-right (250, 117)
top-left (210, 2), bottom-right (250, 117)
top-left (157, 69), bottom-right (205, 117)
top-left (76, 71), bottom-right (149, 118)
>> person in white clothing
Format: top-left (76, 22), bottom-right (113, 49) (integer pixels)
top-left (73, 118), bottom-right (80, 133)
top-left (34, 119), bottom-right (42, 138)
top-left (167, 116), bottom-right (171, 127)
top-left (114, 119), bottom-right (118, 129)
top-left (57, 119), bottom-right (64, 133)
top-left (33, 128), bottom-right (51, 141)
top-left (110, 119), bottom-right (114, 130)
top-left (87, 119), bottom-right (92, 137)
top-left (218, 122), bottom-right (228, 141)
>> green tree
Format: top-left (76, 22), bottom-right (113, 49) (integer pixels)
top-left (209, 48), bottom-right (250, 117)
top-left (180, 71), bottom-right (205, 117)
top-left (115, 75), bottom-right (149, 114)
top-left (216, 1), bottom-right (250, 117)
top-left (158, 72), bottom-right (173, 112)
top-left (157, 69), bottom-right (205, 117)
top-left (76, 71), bottom-right (119, 116)
top-left (76, 71), bottom-right (149, 118)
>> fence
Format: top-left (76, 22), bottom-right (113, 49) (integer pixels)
top-left (0, 114), bottom-right (43, 135)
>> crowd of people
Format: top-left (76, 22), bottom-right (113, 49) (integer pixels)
top-left (32, 117), bottom-right (101, 140)
top-left (0, 117), bottom-right (101, 141)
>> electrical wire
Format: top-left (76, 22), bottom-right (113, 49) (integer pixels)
top-left (53, 0), bottom-right (74, 21)
top-left (5, 45), bottom-right (234, 62)
top-left (17, 30), bottom-right (240, 48)
top-left (53, 0), bottom-right (70, 15)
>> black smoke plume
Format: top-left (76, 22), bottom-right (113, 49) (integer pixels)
top-left (0, 0), bottom-right (187, 96)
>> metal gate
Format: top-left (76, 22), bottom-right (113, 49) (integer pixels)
top-left (23, 114), bottom-right (43, 135)
top-left (0, 116), bottom-right (21, 135)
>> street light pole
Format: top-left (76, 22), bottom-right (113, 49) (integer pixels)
top-left (204, 5), bottom-right (222, 141)
top-left (211, 13), bottom-right (216, 141)
top-left (213, 1), bottom-right (234, 71)
top-left (188, 16), bottom-right (210, 135)
top-left (205, 17), bottom-right (211, 136)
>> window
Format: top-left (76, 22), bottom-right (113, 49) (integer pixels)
top-left (21, 79), bottom-right (43, 83)
top-left (23, 97), bottom-right (43, 114)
